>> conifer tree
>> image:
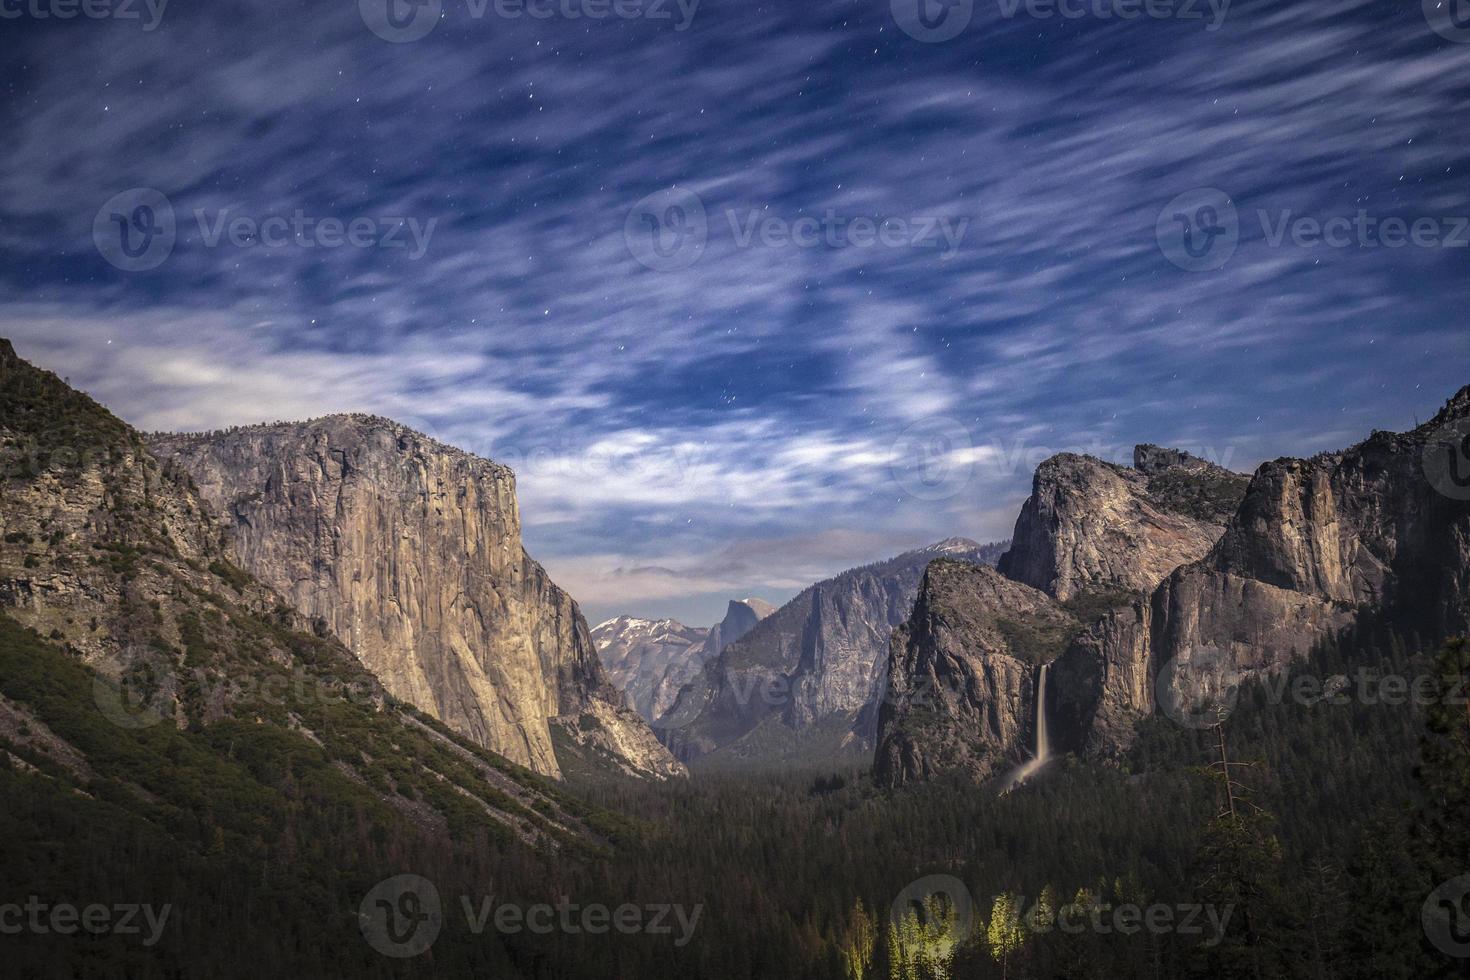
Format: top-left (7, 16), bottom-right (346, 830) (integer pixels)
top-left (1414, 637), bottom-right (1470, 978)
top-left (986, 891), bottom-right (1025, 980)
top-left (842, 898), bottom-right (876, 980)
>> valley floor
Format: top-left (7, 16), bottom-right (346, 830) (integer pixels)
top-left (4, 614), bottom-right (1462, 979)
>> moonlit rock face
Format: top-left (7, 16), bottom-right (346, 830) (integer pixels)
top-left (998, 449), bottom-right (1248, 602)
top-left (1051, 387), bottom-right (1470, 759)
top-left (593, 616), bottom-right (711, 724)
top-left (878, 407), bottom-right (1470, 786)
top-left (661, 540), bottom-right (1007, 769)
top-left (149, 416), bottom-right (684, 781)
top-left (875, 561), bottom-right (1076, 788)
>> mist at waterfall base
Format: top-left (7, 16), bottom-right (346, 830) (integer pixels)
top-left (1001, 663), bottom-right (1052, 794)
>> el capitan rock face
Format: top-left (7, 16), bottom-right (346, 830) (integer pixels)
top-left (149, 417), bottom-right (683, 781)
top-left (661, 539), bottom-right (1005, 769)
top-left (998, 448), bottom-right (1249, 602)
top-left (0, 342), bottom-right (606, 846)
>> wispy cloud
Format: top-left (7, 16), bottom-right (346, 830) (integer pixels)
top-left (2, 0), bottom-right (1467, 623)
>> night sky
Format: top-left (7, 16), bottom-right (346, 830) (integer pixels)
top-left (2, 0), bottom-right (1468, 625)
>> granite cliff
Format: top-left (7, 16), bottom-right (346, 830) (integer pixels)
top-left (149, 416), bottom-right (682, 781)
top-left (880, 397), bottom-right (1470, 787)
top-left (1053, 389), bottom-right (1470, 757)
top-left (998, 447), bottom-right (1249, 602)
top-left (660, 539), bottom-right (1005, 769)
top-left (592, 616), bottom-right (711, 723)
top-left (873, 560), bottom-right (1080, 786)
top-left (0, 339), bottom-right (603, 845)
top-left (877, 446), bottom-right (1249, 785)
top-left (698, 597), bottom-right (775, 661)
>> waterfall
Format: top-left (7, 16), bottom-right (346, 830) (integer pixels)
top-left (1000, 663), bottom-right (1050, 793)
top-left (1034, 662), bottom-right (1050, 764)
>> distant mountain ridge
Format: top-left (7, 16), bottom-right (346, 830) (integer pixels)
top-left (592, 599), bottom-right (777, 726)
top-left (593, 615), bottom-right (708, 724)
top-left (658, 538), bottom-right (1007, 769)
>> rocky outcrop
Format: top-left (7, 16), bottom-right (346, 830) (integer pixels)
top-left (149, 417), bottom-right (682, 781)
top-left (1047, 599), bottom-right (1153, 757)
top-left (593, 616), bottom-right (711, 723)
top-left (998, 448), bottom-right (1249, 602)
top-left (857, 444), bottom-right (1247, 782)
top-left (0, 340), bottom-right (602, 845)
top-left (1053, 388), bottom-right (1470, 757)
top-left (699, 598), bottom-right (774, 660)
top-left (661, 539), bottom-right (1005, 769)
top-left (873, 560), bottom-right (1080, 786)
top-left (0, 340), bottom-right (257, 678)
top-left (874, 415), bottom-right (1470, 783)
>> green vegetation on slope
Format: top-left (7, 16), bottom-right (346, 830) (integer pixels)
top-left (1144, 466), bottom-right (1252, 525)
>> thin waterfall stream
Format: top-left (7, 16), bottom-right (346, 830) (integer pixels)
top-left (1000, 662), bottom-right (1050, 793)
